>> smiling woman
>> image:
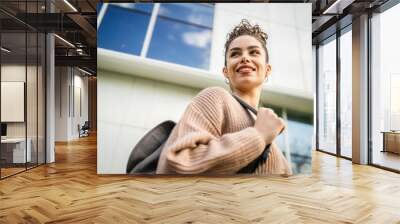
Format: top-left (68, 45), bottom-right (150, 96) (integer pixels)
top-left (155, 19), bottom-right (292, 175)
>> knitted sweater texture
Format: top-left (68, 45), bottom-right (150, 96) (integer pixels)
top-left (156, 87), bottom-right (292, 175)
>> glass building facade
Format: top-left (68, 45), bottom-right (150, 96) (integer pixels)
top-left (98, 3), bottom-right (214, 70)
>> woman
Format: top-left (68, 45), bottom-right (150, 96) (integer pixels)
top-left (156, 19), bottom-right (292, 175)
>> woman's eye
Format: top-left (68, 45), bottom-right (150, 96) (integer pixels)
top-left (231, 52), bottom-right (238, 57)
top-left (251, 50), bottom-right (260, 55)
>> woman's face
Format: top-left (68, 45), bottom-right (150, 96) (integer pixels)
top-left (223, 35), bottom-right (271, 93)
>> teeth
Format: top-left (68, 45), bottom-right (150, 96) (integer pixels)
top-left (238, 67), bottom-right (253, 72)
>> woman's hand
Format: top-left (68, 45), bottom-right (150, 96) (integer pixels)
top-left (254, 108), bottom-right (285, 144)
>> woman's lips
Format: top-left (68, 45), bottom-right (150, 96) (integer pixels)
top-left (238, 67), bottom-right (253, 73)
top-left (236, 65), bottom-right (256, 73)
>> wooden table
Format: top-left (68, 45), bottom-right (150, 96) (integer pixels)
top-left (381, 131), bottom-right (400, 154)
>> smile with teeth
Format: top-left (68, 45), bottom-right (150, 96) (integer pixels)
top-left (237, 66), bottom-right (255, 73)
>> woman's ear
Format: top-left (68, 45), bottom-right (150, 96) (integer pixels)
top-left (265, 64), bottom-right (272, 80)
top-left (223, 67), bottom-right (229, 79)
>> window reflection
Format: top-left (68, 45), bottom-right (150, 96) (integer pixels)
top-left (157, 3), bottom-right (214, 28)
top-left (318, 38), bottom-right (337, 154)
top-left (98, 5), bottom-right (153, 55)
top-left (287, 114), bottom-right (313, 174)
top-left (147, 4), bottom-right (213, 69)
top-left (340, 29), bottom-right (352, 158)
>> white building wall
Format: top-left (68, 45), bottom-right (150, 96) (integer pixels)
top-left (98, 70), bottom-right (199, 174)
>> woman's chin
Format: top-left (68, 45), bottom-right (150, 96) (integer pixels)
top-left (234, 79), bottom-right (262, 91)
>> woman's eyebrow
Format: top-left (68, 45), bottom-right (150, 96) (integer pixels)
top-left (247, 45), bottom-right (261, 50)
top-left (229, 45), bottom-right (260, 52)
top-left (229, 47), bottom-right (242, 52)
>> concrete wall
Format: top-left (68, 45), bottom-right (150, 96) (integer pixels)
top-left (98, 70), bottom-right (199, 174)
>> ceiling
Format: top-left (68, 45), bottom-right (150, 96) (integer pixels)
top-left (0, 0), bottom-right (395, 75)
top-left (310, 0), bottom-right (391, 44)
top-left (0, 0), bottom-right (98, 75)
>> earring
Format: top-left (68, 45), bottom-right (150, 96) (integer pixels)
top-left (225, 78), bottom-right (230, 84)
top-left (264, 76), bottom-right (269, 83)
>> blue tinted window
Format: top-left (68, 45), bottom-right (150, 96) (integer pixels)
top-left (98, 5), bottom-right (152, 55)
top-left (287, 119), bottom-right (313, 173)
top-left (97, 3), bottom-right (102, 12)
top-left (287, 119), bottom-right (313, 155)
top-left (158, 3), bottom-right (214, 28)
top-left (111, 3), bottom-right (153, 13)
top-left (147, 6), bottom-right (213, 70)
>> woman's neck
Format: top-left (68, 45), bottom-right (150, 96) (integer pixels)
top-left (233, 87), bottom-right (262, 109)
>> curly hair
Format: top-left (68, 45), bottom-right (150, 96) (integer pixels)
top-left (224, 19), bottom-right (269, 66)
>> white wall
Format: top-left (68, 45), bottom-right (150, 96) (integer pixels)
top-left (1, 65), bottom-right (37, 138)
top-left (1, 66), bottom-right (26, 140)
top-left (55, 67), bottom-right (69, 141)
top-left (55, 67), bottom-right (89, 141)
top-left (98, 70), bottom-right (198, 174)
top-left (1, 64), bottom-right (46, 164)
top-left (72, 72), bottom-right (89, 138)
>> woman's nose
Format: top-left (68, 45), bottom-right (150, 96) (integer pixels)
top-left (241, 53), bottom-right (250, 63)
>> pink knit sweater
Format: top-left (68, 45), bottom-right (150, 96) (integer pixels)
top-left (156, 87), bottom-right (292, 175)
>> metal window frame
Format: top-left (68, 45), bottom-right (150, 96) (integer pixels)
top-left (315, 25), bottom-right (353, 162)
top-left (141, 3), bottom-right (160, 57)
top-left (97, 3), bottom-right (108, 29)
top-left (0, 0), bottom-right (47, 180)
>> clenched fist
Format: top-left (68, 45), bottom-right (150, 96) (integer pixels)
top-left (254, 108), bottom-right (285, 144)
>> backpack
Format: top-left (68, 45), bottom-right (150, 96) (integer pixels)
top-left (126, 94), bottom-right (271, 174)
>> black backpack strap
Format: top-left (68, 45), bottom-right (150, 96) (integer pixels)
top-left (232, 94), bottom-right (271, 173)
top-left (231, 94), bottom-right (258, 116)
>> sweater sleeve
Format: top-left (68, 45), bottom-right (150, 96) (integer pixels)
top-left (164, 88), bottom-right (266, 174)
top-left (255, 142), bottom-right (293, 176)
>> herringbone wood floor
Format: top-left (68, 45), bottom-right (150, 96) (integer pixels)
top-left (1, 134), bottom-right (399, 224)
